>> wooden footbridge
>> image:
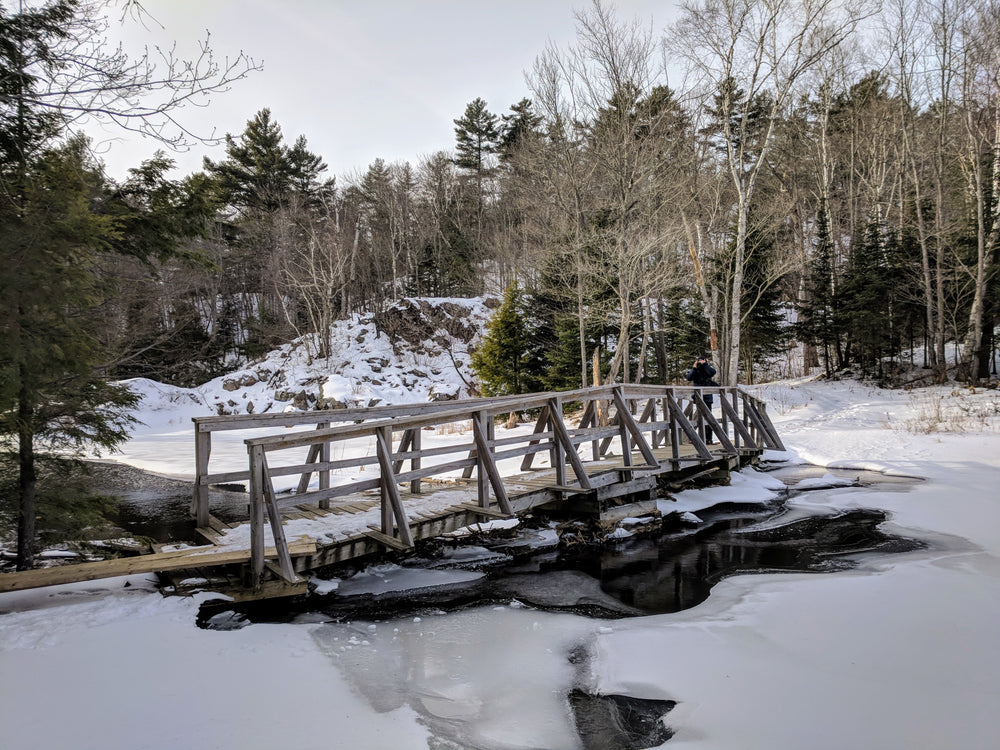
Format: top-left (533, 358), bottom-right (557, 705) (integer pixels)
top-left (0, 385), bottom-right (783, 598)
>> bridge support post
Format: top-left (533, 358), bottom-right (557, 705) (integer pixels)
top-left (248, 444), bottom-right (267, 585)
top-left (192, 428), bottom-right (211, 527)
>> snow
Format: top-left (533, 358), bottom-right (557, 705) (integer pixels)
top-left (105, 297), bottom-right (490, 478)
top-left (3, 366), bottom-right (1000, 748)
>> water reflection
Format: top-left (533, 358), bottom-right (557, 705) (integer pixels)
top-left (564, 507), bottom-right (921, 615)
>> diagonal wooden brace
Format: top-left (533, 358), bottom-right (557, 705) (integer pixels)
top-left (612, 387), bottom-right (660, 468)
top-left (472, 412), bottom-right (514, 515)
top-left (375, 426), bottom-right (414, 547)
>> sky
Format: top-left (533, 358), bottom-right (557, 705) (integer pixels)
top-left (88, 0), bottom-right (684, 181)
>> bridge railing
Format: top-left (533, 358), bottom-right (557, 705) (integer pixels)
top-left (190, 384), bottom-right (783, 586)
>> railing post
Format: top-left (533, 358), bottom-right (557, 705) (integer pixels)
top-left (410, 427), bottom-right (421, 494)
top-left (192, 425), bottom-right (211, 528)
top-left (378, 426), bottom-right (395, 536)
top-left (374, 426), bottom-right (414, 546)
top-left (248, 444), bottom-right (266, 586)
top-left (318, 421), bottom-right (330, 499)
top-left (668, 389), bottom-right (681, 461)
top-left (472, 410), bottom-right (513, 515)
top-left (475, 411), bottom-right (490, 508)
top-left (550, 397), bottom-right (566, 487)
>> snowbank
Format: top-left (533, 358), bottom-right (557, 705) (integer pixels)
top-left (3, 373), bottom-right (1000, 748)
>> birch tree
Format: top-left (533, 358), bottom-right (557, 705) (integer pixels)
top-left (671, 0), bottom-right (868, 384)
top-left (955, 0), bottom-right (1000, 381)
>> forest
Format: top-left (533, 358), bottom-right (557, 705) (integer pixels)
top-left (0, 0), bottom-right (998, 567)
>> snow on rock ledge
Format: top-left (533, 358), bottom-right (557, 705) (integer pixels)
top-left (124, 297), bottom-right (494, 418)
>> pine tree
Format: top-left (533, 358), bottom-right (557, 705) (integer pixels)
top-left (1, 139), bottom-right (138, 569)
top-left (204, 108), bottom-right (327, 216)
top-left (839, 214), bottom-right (903, 379)
top-left (453, 98), bottom-right (499, 174)
top-left (204, 109), bottom-right (328, 355)
top-left (797, 198), bottom-right (842, 376)
top-left (0, 0), bottom-right (252, 569)
top-left (471, 283), bottom-right (534, 397)
top-left (498, 98), bottom-right (542, 164)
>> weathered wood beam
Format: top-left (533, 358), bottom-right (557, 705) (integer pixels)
top-left (0, 539), bottom-right (317, 594)
top-left (472, 411), bottom-right (514, 515)
top-left (718, 394), bottom-right (759, 449)
top-left (519, 404), bottom-right (551, 471)
top-left (192, 429), bottom-right (211, 527)
top-left (666, 393), bottom-right (713, 460)
top-left (548, 398), bottom-right (593, 490)
top-left (375, 426), bottom-right (414, 547)
top-left (612, 388), bottom-right (660, 468)
top-left (740, 394), bottom-right (785, 450)
top-left (260, 452), bottom-right (297, 584)
top-left (691, 392), bottom-right (737, 454)
top-left (248, 444), bottom-right (267, 584)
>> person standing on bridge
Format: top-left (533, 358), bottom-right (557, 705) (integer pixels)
top-left (686, 355), bottom-right (718, 444)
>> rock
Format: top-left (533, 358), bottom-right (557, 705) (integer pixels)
top-left (223, 373), bottom-right (257, 391)
top-left (429, 385), bottom-right (460, 401)
top-left (316, 397), bottom-right (349, 410)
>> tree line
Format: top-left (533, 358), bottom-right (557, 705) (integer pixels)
top-left (88, 0), bottom-right (999, 395)
top-left (1, 0), bottom-right (998, 567)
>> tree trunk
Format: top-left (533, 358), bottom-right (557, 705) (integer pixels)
top-left (16, 373), bottom-right (36, 571)
top-left (961, 104), bottom-right (1000, 382)
top-left (726, 198), bottom-right (748, 386)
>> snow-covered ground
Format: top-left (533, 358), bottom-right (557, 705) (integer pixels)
top-left (3, 372), bottom-right (1000, 749)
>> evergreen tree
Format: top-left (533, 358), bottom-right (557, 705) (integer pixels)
top-left (203, 109), bottom-right (328, 355)
top-left (737, 220), bottom-right (792, 381)
top-left (471, 283), bottom-right (536, 396)
top-left (498, 98), bottom-right (543, 164)
top-left (453, 97), bottom-right (499, 174)
top-left (204, 108), bottom-right (327, 216)
top-left (1, 139), bottom-right (138, 569)
top-left (838, 214), bottom-right (904, 379)
top-left (796, 198), bottom-right (841, 375)
top-left (0, 0), bottom-right (251, 569)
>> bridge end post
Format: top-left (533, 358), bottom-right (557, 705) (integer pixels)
top-left (192, 424), bottom-right (211, 528)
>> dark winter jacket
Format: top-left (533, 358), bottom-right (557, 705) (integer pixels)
top-left (685, 361), bottom-right (717, 404)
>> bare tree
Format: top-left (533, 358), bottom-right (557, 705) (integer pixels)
top-left (671, 0), bottom-right (869, 384)
top-left (955, 0), bottom-right (1000, 381)
top-left (10, 0), bottom-right (259, 157)
top-left (274, 192), bottom-right (352, 361)
top-left (523, 0), bottom-right (691, 386)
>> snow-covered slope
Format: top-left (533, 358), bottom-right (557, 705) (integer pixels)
top-left (124, 297), bottom-right (493, 420)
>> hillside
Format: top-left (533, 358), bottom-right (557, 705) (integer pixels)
top-left (126, 297), bottom-right (494, 419)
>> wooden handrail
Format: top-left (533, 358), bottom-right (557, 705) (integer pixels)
top-left (191, 384), bottom-right (782, 587)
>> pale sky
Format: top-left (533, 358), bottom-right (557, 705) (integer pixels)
top-left (89, 0), bottom-right (684, 181)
